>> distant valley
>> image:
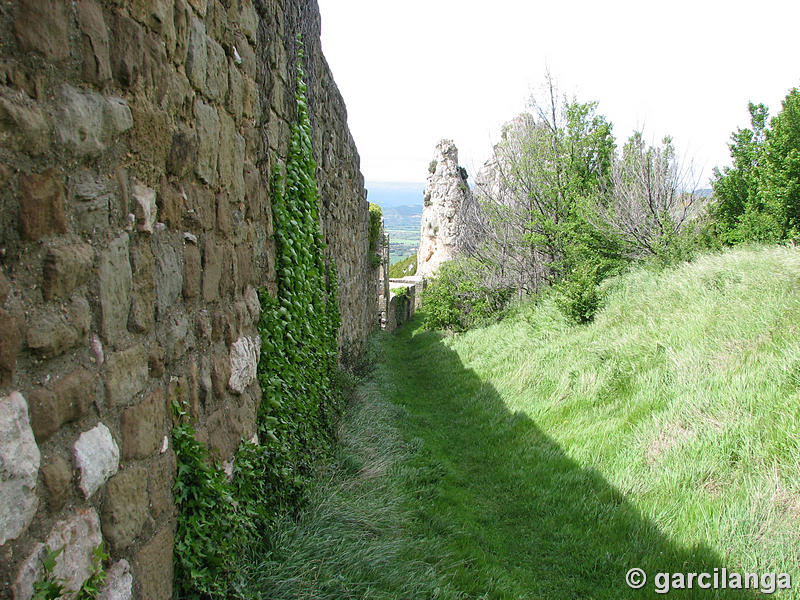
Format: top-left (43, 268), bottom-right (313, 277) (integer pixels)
top-left (367, 182), bottom-right (424, 263)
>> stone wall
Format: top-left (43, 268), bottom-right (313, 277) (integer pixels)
top-left (0, 1), bottom-right (372, 599)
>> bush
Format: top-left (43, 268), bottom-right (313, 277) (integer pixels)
top-left (368, 203), bottom-right (383, 267)
top-left (422, 258), bottom-right (512, 332)
top-left (555, 263), bottom-right (602, 324)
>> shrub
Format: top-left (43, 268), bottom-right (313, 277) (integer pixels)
top-left (422, 258), bottom-right (512, 332)
top-left (555, 263), bottom-right (602, 324)
top-left (428, 160), bottom-right (437, 174)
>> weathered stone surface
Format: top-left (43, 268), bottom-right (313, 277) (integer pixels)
top-left (0, 309), bottom-right (21, 384)
top-left (71, 170), bottom-right (114, 234)
top-left (120, 389), bottom-right (164, 460)
top-left (26, 296), bottom-right (91, 359)
top-left (226, 60), bottom-right (244, 121)
top-left (129, 239), bottom-right (155, 334)
top-left (102, 467), bottom-right (148, 551)
top-left (135, 524), bottom-right (174, 600)
top-left (204, 37), bottom-right (228, 101)
top-left (28, 367), bottom-right (95, 442)
top-left (0, 392), bottom-right (40, 546)
top-left (228, 335), bottom-right (259, 394)
top-left (167, 128), bottom-right (197, 178)
top-left (74, 422), bottom-right (119, 498)
top-left (42, 242), bottom-right (94, 301)
top-left (99, 233), bottom-right (132, 343)
top-left (104, 344), bottom-right (148, 407)
top-left (148, 344), bottom-right (165, 378)
top-left (14, 509), bottom-right (104, 600)
top-left (0, 91), bottom-right (51, 155)
top-left (211, 351), bottom-right (230, 399)
top-left (130, 0), bottom-right (176, 57)
top-left (41, 455), bottom-right (71, 513)
top-left (202, 236), bottom-right (223, 301)
top-left (194, 100), bottom-right (219, 186)
top-left (133, 182), bottom-right (158, 234)
top-left (54, 84), bottom-right (133, 159)
top-left (14, 0), bottom-right (69, 61)
top-left (110, 12), bottom-right (145, 88)
top-left (99, 560), bottom-right (133, 600)
top-left (0, 269), bottom-right (10, 304)
top-left (76, 0), bottom-right (112, 85)
top-left (417, 140), bottom-right (480, 278)
top-left (154, 238), bottom-right (182, 317)
top-left (242, 75), bottom-right (259, 121)
top-left (183, 243), bottom-right (201, 298)
top-left (161, 311), bottom-right (194, 363)
top-left (185, 17), bottom-right (207, 92)
top-left (148, 451), bottom-right (176, 519)
top-left (18, 168), bottom-right (67, 241)
top-left (205, 393), bottom-right (256, 459)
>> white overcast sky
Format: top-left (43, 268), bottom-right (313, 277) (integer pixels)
top-left (316, 0), bottom-right (800, 186)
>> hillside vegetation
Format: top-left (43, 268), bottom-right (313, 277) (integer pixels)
top-left (244, 245), bottom-right (800, 598)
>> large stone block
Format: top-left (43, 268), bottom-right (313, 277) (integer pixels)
top-left (228, 335), bottom-right (259, 394)
top-left (154, 238), bottom-right (183, 317)
top-left (129, 0), bottom-right (176, 57)
top-left (110, 13), bottom-right (145, 88)
top-left (71, 170), bottom-right (114, 234)
top-left (104, 344), bottom-right (148, 407)
top-left (0, 392), bottom-right (40, 546)
top-left (194, 101), bottom-right (219, 186)
top-left (120, 389), bottom-right (164, 460)
top-left (14, 0), bottom-right (69, 61)
top-left (101, 467), bottom-right (148, 551)
top-left (18, 168), bottom-right (67, 241)
top-left (54, 84), bottom-right (133, 159)
top-left (74, 422), bottom-right (119, 498)
top-left (41, 455), bottom-right (71, 513)
top-left (13, 509), bottom-right (103, 600)
top-left (27, 367), bottom-right (96, 442)
top-left (133, 182), bottom-right (158, 234)
top-left (42, 242), bottom-right (95, 301)
top-left (204, 37), bottom-right (228, 102)
top-left (0, 91), bottom-right (51, 156)
top-left (167, 127), bottom-right (198, 179)
top-left (76, 0), bottom-right (112, 85)
top-left (99, 233), bottom-right (132, 343)
top-left (202, 236), bottom-right (223, 301)
top-left (183, 242), bottom-right (201, 299)
top-left (185, 17), bottom-right (207, 92)
top-left (129, 239), bottom-right (155, 334)
top-left (148, 451), bottom-right (176, 519)
top-left (26, 297), bottom-right (91, 359)
top-left (226, 60), bottom-right (244, 121)
top-left (135, 524), bottom-right (174, 600)
top-left (99, 560), bottom-right (133, 600)
top-left (0, 308), bottom-right (21, 384)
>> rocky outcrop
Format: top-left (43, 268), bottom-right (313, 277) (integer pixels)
top-left (416, 140), bottom-right (480, 278)
top-left (0, 1), bottom-right (373, 598)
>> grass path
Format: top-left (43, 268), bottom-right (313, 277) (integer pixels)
top-left (248, 246), bottom-right (799, 599)
top-left (377, 320), bottom-right (758, 599)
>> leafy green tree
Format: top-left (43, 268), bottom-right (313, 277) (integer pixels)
top-left (760, 88), bottom-right (800, 239)
top-left (711, 102), bottom-right (769, 242)
top-left (475, 76), bottom-right (617, 290)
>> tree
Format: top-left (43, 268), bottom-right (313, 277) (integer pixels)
top-left (592, 132), bottom-right (701, 259)
top-left (472, 75), bottom-right (616, 293)
top-left (711, 102), bottom-right (769, 243)
top-left (760, 88), bottom-right (800, 239)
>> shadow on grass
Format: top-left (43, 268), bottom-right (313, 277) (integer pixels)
top-left (382, 317), bottom-right (760, 599)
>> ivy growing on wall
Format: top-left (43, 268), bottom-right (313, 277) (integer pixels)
top-left (173, 35), bottom-right (343, 599)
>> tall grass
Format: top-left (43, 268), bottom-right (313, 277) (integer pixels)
top-left (238, 244), bottom-right (799, 598)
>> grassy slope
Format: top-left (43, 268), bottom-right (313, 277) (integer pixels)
top-left (416, 245), bottom-right (800, 597)
top-left (244, 245), bottom-right (800, 599)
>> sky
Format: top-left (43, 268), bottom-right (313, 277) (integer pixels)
top-left (316, 0), bottom-right (800, 188)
